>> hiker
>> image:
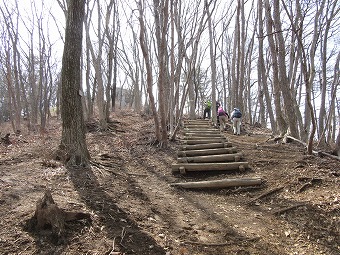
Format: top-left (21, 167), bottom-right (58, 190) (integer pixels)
top-left (231, 108), bottom-right (242, 135)
top-left (217, 106), bottom-right (229, 132)
top-left (203, 100), bottom-right (212, 119)
top-left (216, 101), bottom-right (221, 126)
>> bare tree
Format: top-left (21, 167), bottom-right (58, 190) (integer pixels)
top-left (104, 0), bottom-right (120, 113)
top-left (282, 0), bottom-right (327, 154)
top-left (231, 0), bottom-right (247, 111)
top-left (0, 2), bottom-right (22, 133)
top-left (264, 0), bottom-right (287, 136)
top-left (257, 0), bottom-right (275, 130)
top-left (317, 0), bottom-right (339, 145)
top-left (272, 0), bottom-right (300, 138)
top-left (84, 1), bottom-right (107, 130)
top-left (138, 0), bottom-right (161, 141)
top-left (205, 0), bottom-right (218, 125)
top-left (58, 0), bottom-right (90, 167)
top-left (153, 0), bottom-right (170, 146)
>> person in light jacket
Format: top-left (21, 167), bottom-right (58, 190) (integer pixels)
top-left (231, 108), bottom-right (242, 135)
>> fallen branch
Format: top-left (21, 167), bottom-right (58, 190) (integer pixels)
top-left (90, 160), bottom-right (122, 175)
top-left (247, 186), bottom-right (284, 204)
top-left (297, 177), bottom-right (322, 182)
top-left (273, 204), bottom-right (305, 215)
top-left (266, 136), bottom-right (283, 143)
top-left (318, 151), bottom-right (340, 161)
top-left (230, 185), bottom-right (264, 193)
top-left (297, 182), bottom-right (312, 193)
top-left (296, 177), bottom-right (322, 193)
top-left (285, 136), bottom-right (340, 161)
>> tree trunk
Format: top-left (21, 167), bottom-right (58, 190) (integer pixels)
top-left (59, 0), bottom-right (90, 167)
top-left (272, 0), bottom-right (299, 138)
top-left (238, 0), bottom-right (245, 112)
top-left (334, 127), bottom-right (340, 157)
top-left (264, 0), bottom-right (287, 136)
top-left (84, 1), bottom-right (107, 130)
top-left (206, 0), bottom-right (218, 126)
top-left (317, 1), bottom-right (338, 145)
top-left (154, 0), bottom-right (170, 146)
top-left (138, 0), bottom-right (161, 141)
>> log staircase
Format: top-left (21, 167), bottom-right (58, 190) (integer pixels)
top-left (171, 119), bottom-right (263, 189)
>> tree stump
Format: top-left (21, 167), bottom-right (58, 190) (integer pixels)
top-left (1, 133), bottom-right (11, 145)
top-left (27, 190), bottom-right (91, 243)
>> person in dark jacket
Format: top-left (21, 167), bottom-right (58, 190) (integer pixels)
top-left (216, 101), bottom-right (221, 125)
top-left (230, 108), bottom-right (242, 135)
top-left (203, 101), bottom-right (212, 119)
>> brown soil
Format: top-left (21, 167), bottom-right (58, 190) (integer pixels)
top-left (0, 112), bottom-right (339, 255)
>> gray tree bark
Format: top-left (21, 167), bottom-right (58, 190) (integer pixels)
top-left (59, 0), bottom-right (90, 167)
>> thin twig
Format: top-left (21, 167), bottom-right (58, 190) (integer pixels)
top-left (120, 227), bottom-right (126, 245)
top-left (297, 182), bottom-right (312, 193)
top-left (273, 204), bottom-right (306, 215)
top-left (247, 186), bottom-right (285, 205)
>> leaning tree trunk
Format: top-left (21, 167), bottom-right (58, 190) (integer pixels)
top-left (58, 0), bottom-right (90, 167)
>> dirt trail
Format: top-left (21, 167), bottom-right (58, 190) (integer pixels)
top-left (0, 112), bottom-right (339, 255)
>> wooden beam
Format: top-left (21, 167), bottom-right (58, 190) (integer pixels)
top-left (184, 124), bottom-right (212, 128)
top-left (184, 120), bottom-right (210, 124)
top-left (182, 138), bottom-right (227, 145)
top-left (172, 162), bottom-right (249, 173)
top-left (184, 128), bottom-right (217, 132)
top-left (179, 142), bottom-right (233, 150)
top-left (171, 177), bottom-right (263, 189)
top-left (183, 133), bottom-right (223, 137)
top-left (177, 153), bottom-right (243, 163)
top-left (177, 147), bottom-right (238, 157)
top-left (183, 135), bottom-right (226, 140)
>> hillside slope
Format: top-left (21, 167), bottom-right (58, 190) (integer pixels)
top-left (0, 112), bottom-right (339, 255)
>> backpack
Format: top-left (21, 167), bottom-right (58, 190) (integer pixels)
top-left (234, 109), bottom-right (242, 118)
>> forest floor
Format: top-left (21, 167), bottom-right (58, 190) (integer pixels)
top-left (0, 111), bottom-right (339, 255)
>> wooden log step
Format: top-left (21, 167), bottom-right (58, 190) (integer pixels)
top-left (184, 133), bottom-right (223, 137)
top-left (178, 153), bottom-right (243, 163)
top-left (184, 125), bottom-right (212, 129)
top-left (180, 142), bottom-right (233, 150)
top-left (184, 119), bottom-right (210, 122)
top-left (183, 135), bottom-right (226, 140)
top-left (172, 162), bottom-right (249, 173)
top-left (182, 138), bottom-right (227, 145)
top-left (171, 177), bottom-right (263, 189)
top-left (177, 147), bottom-right (238, 157)
top-left (184, 120), bottom-right (210, 124)
top-left (183, 127), bottom-right (219, 133)
top-left (184, 121), bottom-right (211, 125)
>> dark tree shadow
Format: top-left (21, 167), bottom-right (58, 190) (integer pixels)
top-left (66, 165), bottom-right (166, 255)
